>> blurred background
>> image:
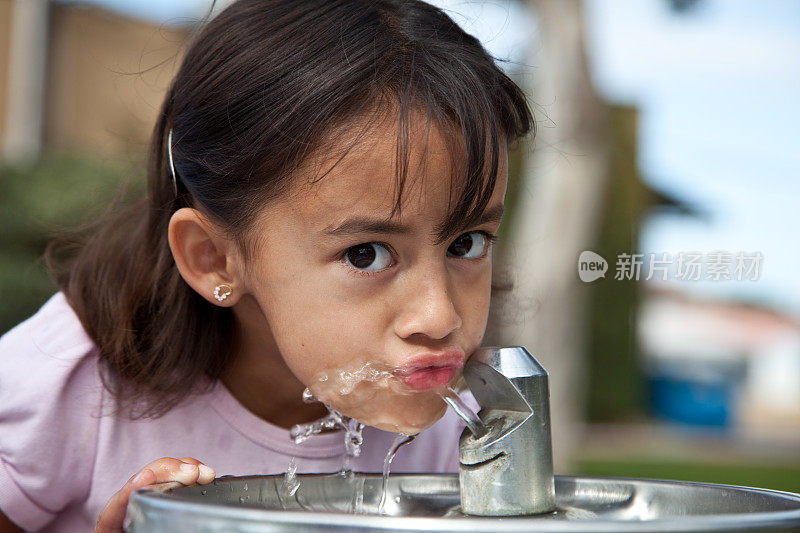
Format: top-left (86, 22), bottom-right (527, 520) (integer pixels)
top-left (1, 0), bottom-right (798, 491)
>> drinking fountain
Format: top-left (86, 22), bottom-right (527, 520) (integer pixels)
top-left (457, 346), bottom-right (554, 515)
top-left (127, 347), bottom-right (800, 532)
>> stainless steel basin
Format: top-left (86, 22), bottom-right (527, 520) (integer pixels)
top-left (127, 473), bottom-right (800, 532)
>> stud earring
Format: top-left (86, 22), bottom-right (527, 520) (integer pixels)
top-left (213, 284), bottom-right (232, 302)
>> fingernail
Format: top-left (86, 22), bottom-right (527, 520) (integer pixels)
top-left (198, 464), bottom-right (214, 478)
top-left (180, 463), bottom-right (198, 474)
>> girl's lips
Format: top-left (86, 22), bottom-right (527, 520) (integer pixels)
top-left (395, 350), bottom-right (465, 391)
top-left (401, 366), bottom-right (457, 390)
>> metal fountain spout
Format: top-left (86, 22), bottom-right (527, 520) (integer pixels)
top-left (458, 346), bottom-right (556, 516)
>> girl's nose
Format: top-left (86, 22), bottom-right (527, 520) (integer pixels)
top-left (393, 269), bottom-right (463, 341)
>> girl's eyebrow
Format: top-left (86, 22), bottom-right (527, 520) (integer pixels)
top-left (438, 202), bottom-right (505, 241)
top-left (325, 218), bottom-right (408, 236)
top-left (324, 203), bottom-right (505, 238)
top-left (472, 203), bottom-right (505, 227)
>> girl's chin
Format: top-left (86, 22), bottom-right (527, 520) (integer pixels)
top-left (358, 402), bottom-right (448, 434)
top-left (306, 369), bottom-right (452, 434)
top-left (320, 390), bottom-right (448, 435)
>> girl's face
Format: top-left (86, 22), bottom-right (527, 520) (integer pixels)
top-left (235, 118), bottom-right (507, 434)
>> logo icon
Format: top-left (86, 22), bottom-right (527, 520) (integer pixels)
top-left (578, 251), bottom-right (608, 282)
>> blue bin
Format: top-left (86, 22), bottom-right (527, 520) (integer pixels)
top-left (646, 358), bottom-right (745, 428)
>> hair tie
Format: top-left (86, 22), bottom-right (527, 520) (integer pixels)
top-left (167, 128), bottom-right (178, 197)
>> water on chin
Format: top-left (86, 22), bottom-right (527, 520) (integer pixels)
top-left (288, 360), bottom-right (433, 463)
top-left (308, 360), bottom-right (447, 433)
top-left (325, 362), bottom-right (395, 395)
top-left (312, 361), bottom-right (399, 398)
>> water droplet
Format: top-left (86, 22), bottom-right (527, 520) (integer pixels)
top-left (239, 495), bottom-right (249, 503)
top-left (201, 489), bottom-right (207, 496)
top-left (302, 388), bottom-right (317, 403)
top-left (243, 483), bottom-right (248, 491)
top-left (284, 458), bottom-right (301, 496)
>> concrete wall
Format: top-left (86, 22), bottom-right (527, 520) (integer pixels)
top-left (0, 1), bottom-right (13, 148)
top-left (0, 1), bottom-right (189, 161)
top-left (45, 3), bottom-right (188, 158)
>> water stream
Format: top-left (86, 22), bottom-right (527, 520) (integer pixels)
top-left (378, 434), bottom-right (416, 514)
top-left (286, 389), bottom-right (366, 497)
top-left (284, 458), bottom-right (300, 497)
top-left (290, 388), bottom-right (366, 462)
top-left (439, 386), bottom-right (487, 438)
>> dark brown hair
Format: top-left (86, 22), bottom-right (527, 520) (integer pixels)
top-left (48, 0), bottom-right (533, 418)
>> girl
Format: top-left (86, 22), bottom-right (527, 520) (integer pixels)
top-left (0, 0), bottom-right (532, 531)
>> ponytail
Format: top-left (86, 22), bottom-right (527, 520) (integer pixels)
top-left (46, 90), bottom-right (234, 419)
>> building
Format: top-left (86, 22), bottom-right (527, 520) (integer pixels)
top-left (0, 0), bottom-right (188, 164)
top-left (640, 287), bottom-right (800, 438)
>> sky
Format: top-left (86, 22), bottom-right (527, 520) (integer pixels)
top-left (59, 0), bottom-right (800, 315)
top-left (583, 0), bottom-right (800, 315)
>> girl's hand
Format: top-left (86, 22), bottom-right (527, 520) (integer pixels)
top-left (94, 457), bottom-right (215, 533)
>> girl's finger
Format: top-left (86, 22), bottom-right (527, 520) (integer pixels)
top-left (95, 468), bottom-right (155, 533)
top-left (95, 458), bottom-right (215, 533)
top-left (178, 456), bottom-right (216, 484)
top-left (140, 457), bottom-right (215, 485)
top-left (143, 457), bottom-right (203, 486)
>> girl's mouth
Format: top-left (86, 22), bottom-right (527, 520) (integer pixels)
top-left (395, 350), bottom-right (465, 391)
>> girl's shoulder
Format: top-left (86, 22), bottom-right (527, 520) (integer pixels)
top-left (0, 292), bottom-right (96, 358)
top-left (0, 292), bottom-right (101, 420)
top-left (0, 292), bottom-right (104, 531)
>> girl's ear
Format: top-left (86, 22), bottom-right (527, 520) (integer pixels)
top-left (168, 208), bottom-right (244, 306)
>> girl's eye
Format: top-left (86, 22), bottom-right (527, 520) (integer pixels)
top-left (343, 242), bottom-right (393, 271)
top-left (447, 231), bottom-right (490, 259)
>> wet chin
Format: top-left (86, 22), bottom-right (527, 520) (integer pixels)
top-left (322, 389), bottom-right (448, 434)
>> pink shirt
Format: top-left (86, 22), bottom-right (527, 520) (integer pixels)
top-left (0, 294), bottom-right (466, 531)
